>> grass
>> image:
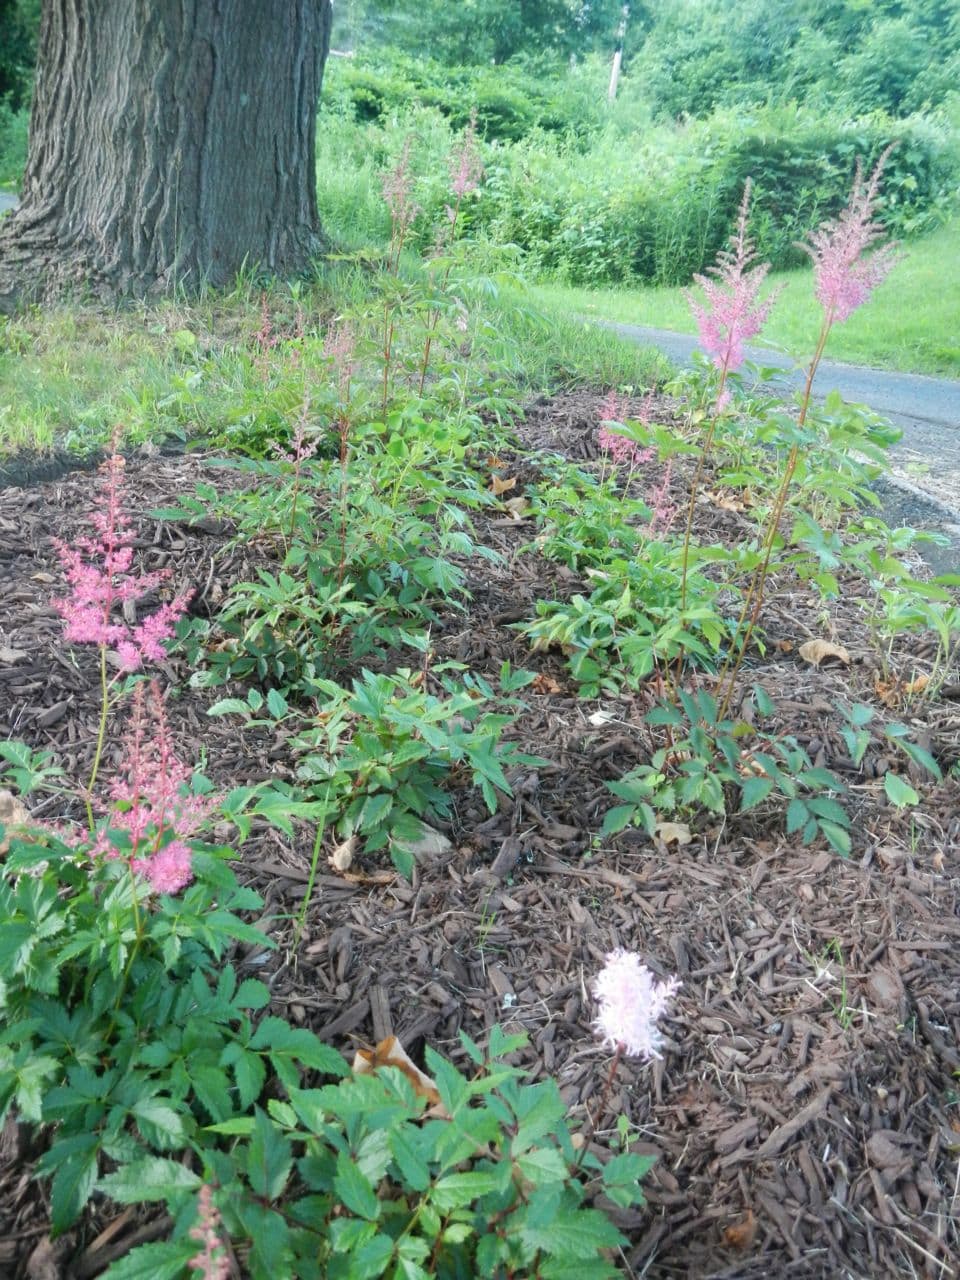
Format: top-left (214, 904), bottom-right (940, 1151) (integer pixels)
top-left (0, 256), bottom-right (664, 461)
top-left (535, 218), bottom-right (960, 379)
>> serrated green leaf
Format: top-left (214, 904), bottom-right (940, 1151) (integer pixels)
top-left (247, 1108), bottom-right (293, 1200)
top-left (51, 1146), bottom-right (99, 1234)
top-left (334, 1149), bottom-right (380, 1220)
top-left (515, 1146), bottom-right (568, 1184)
top-left (431, 1169), bottom-right (502, 1212)
top-left (884, 772), bottom-right (919, 808)
top-left (739, 775), bottom-right (774, 812)
top-left (98, 1157), bottom-right (201, 1204)
top-left (131, 1098), bottom-right (186, 1148)
top-left (600, 804), bottom-right (635, 837)
top-left (520, 1207), bottom-right (624, 1258)
top-left (102, 1241), bottom-right (198, 1280)
top-left (389, 1126), bottom-right (431, 1191)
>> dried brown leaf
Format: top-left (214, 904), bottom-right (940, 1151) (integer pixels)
top-left (328, 836), bottom-right (356, 873)
top-left (353, 1036), bottom-right (446, 1110)
top-left (655, 820), bottom-right (692, 846)
top-left (798, 639), bottom-right (850, 667)
top-left (490, 474), bottom-right (518, 496)
top-left (723, 1209), bottom-right (757, 1250)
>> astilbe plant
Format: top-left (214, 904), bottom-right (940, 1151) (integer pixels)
top-left (679, 181), bottom-right (777, 610)
top-left (381, 137), bottom-right (420, 414)
top-left (717, 149), bottom-right (899, 713)
top-left (597, 390), bottom-right (654, 470)
top-left (91, 679), bottom-right (215, 895)
top-left (53, 450), bottom-right (191, 822)
top-left (583, 950), bottom-right (680, 1158)
top-left (417, 110), bottom-right (484, 396)
top-left (188, 1184), bottom-right (231, 1280)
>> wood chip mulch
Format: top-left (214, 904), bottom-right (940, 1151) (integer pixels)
top-left (1, 392), bottom-right (959, 1279)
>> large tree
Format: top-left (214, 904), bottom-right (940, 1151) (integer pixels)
top-left (0, 0), bottom-right (332, 312)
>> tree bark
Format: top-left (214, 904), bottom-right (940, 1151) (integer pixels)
top-left (0, 0), bottom-right (332, 311)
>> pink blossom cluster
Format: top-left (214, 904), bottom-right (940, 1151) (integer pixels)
top-left (597, 391), bottom-right (654, 468)
top-left (647, 461), bottom-right (677, 534)
top-left (449, 110), bottom-right (483, 205)
top-left (92, 681), bottom-right (215, 894)
top-left (593, 949), bottom-right (681, 1060)
top-left (53, 453), bottom-right (190, 672)
top-left (685, 180), bottom-right (777, 375)
top-left (382, 137), bottom-right (420, 242)
top-left (800, 148), bottom-right (899, 324)
top-left (324, 318), bottom-right (357, 404)
top-left (188, 1184), bottom-right (230, 1280)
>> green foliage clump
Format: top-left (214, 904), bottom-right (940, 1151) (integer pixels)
top-left (0, 764), bottom-right (649, 1280)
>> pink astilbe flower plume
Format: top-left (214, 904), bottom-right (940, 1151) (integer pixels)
top-left (188, 1184), bottom-right (230, 1280)
top-left (593, 950), bottom-right (681, 1060)
top-left (799, 146), bottom-right (899, 325)
top-left (449, 109), bottom-right (483, 205)
top-left (685, 180), bottom-right (778, 377)
top-left (54, 452), bottom-right (191, 672)
top-left (597, 390), bottom-right (655, 468)
top-left (92, 681), bottom-right (216, 895)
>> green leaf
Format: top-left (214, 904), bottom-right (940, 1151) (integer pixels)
top-left (515, 1146), bottom-right (568, 1184)
top-left (431, 1169), bottom-right (503, 1212)
top-left (600, 804), bottom-right (635, 837)
top-left (519, 1207), bottom-right (625, 1258)
top-left (98, 1157), bottom-right (201, 1204)
top-left (102, 1241), bottom-right (198, 1280)
top-left (389, 1127), bottom-right (431, 1191)
top-left (785, 797), bottom-right (808, 835)
top-left (131, 1098), bottom-right (186, 1149)
top-left (247, 1108), bottom-right (293, 1200)
top-left (884, 773), bottom-right (919, 808)
top-left (739, 775), bottom-right (774, 812)
top-left (819, 820), bottom-right (852, 857)
top-left (266, 688), bottom-right (288, 719)
top-left (51, 1146), bottom-right (99, 1234)
top-left (334, 1150), bottom-right (381, 1221)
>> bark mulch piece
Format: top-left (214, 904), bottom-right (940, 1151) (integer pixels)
top-left (2, 400), bottom-right (959, 1279)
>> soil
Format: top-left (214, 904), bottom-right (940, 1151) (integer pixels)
top-left (2, 391), bottom-right (960, 1280)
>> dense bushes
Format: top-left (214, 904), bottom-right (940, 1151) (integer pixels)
top-left (318, 57), bottom-right (960, 287)
top-left (324, 50), bottom-right (606, 143)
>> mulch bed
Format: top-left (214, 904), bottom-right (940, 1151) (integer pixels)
top-left (2, 391), bottom-right (959, 1279)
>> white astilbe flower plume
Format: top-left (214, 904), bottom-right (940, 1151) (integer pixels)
top-left (592, 950), bottom-right (681, 1060)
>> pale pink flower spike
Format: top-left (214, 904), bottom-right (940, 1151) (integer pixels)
top-left (800, 146), bottom-right (899, 325)
top-left (188, 1184), bottom-right (230, 1280)
top-left (54, 452), bottom-right (190, 672)
top-left (593, 950), bottom-right (680, 1060)
top-left (685, 180), bottom-right (777, 375)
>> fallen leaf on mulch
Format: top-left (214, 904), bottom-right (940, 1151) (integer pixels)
top-left (723, 1208), bottom-right (757, 1250)
top-left (353, 1036), bottom-right (444, 1109)
top-left (490, 474), bottom-right (517, 495)
top-left (503, 496), bottom-right (530, 519)
top-left (329, 836), bottom-right (356, 873)
top-left (655, 821), bottom-right (692, 847)
top-left (531, 673), bottom-right (562, 694)
top-left (0, 790), bottom-right (31, 855)
top-left (799, 639), bottom-right (850, 667)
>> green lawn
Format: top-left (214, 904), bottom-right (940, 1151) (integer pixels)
top-left (535, 219), bottom-right (960, 379)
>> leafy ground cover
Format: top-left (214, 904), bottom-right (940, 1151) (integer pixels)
top-left (1, 117), bottom-right (959, 1280)
top-left (1, 381), bottom-right (959, 1278)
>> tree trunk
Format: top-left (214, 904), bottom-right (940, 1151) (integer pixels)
top-left (0, 0), bottom-right (332, 311)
